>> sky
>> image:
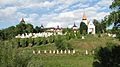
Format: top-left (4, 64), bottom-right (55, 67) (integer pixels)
top-left (0, 0), bottom-right (113, 29)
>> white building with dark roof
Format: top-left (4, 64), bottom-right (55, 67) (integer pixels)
top-left (81, 12), bottom-right (96, 34)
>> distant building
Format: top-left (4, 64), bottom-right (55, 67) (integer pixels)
top-left (15, 13), bottom-right (96, 38)
top-left (88, 21), bottom-right (95, 34)
top-left (81, 12), bottom-right (95, 34)
top-left (45, 25), bottom-right (63, 35)
top-left (72, 23), bottom-right (78, 33)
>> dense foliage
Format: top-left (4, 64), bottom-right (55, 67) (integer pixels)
top-left (93, 43), bottom-right (120, 67)
top-left (93, 19), bottom-right (106, 33)
top-left (79, 22), bottom-right (88, 35)
top-left (0, 23), bottom-right (34, 40)
top-left (0, 41), bottom-right (33, 67)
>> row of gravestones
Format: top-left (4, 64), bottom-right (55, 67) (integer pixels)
top-left (32, 50), bottom-right (95, 55)
top-left (33, 50), bottom-right (75, 54)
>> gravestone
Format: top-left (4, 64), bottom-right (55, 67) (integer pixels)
top-left (53, 50), bottom-right (55, 54)
top-left (85, 50), bottom-right (88, 55)
top-left (60, 50), bottom-right (63, 54)
top-left (57, 50), bottom-right (59, 54)
top-left (68, 50), bottom-right (71, 54)
top-left (64, 50), bottom-right (67, 54)
top-left (82, 36), bottom-right (85, 39)
top-left (38, 50), bottom-right (40, 54)
top-left (73, 50), bottom-right (76, 54)
top-left (44, 50), bottom-right (47, 53)
top-left (49, 50), bottom-right (52, 54)
top-left (33, 50), bottom-right (35, 54)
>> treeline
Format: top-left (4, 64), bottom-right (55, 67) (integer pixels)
top-left (0, 23), bottom-right (44, 40)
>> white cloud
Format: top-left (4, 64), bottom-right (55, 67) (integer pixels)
top-left (25, 1), bottom-right (56, 8)
top-left (54, 4), bottom-right (68, 12)
top-left (57, 0), bottom-right (77, 5)
top-left (97, 0), bottom-right (112, 7)
top-left (0, 6), bottom-right (27, 23)
top-left (58, 12), bottom-right (75, 18)
top-left (0, 7), bottom-right (17, 16)
top-left (0, 0), bottom-right (16, 4)
top-left (46, 22), bottom-right (63, 28)
top-left (71, 3), bottom-right (89, 8)
top-left (0, 0), bottom-right (113, 29)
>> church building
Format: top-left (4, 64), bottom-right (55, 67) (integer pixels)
top-left (81, 13), bottom-right (95, 34)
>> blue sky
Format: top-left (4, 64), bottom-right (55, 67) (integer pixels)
top-left (0, 0), bottom-right (113, 29)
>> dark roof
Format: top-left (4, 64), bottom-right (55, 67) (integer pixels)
top-left (40, 24), bottom-right (44, 28)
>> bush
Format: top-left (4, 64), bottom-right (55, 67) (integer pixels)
top-left (34, 38), bottom-right (43, 46)
top-left (42, 37), bottom-right (48, 45)
top-left (93, 43), bottom-right (120, 67)
top-left (0, 42), bottom-right (32, 67)
top-left (67, 42), bottom-right (73, 50)
top-left (48, 36), bottom-right (54, 43)
top-left (55, 35), bottom-right (66, 50)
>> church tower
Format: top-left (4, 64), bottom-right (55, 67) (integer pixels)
top-left (82, 12), bottom-right (88, 26)
top-left (72, 22), bottom-right (78, 33)
top-left (20, 18), bottom-right (25, 24)
top-left (81, 12), bottom-right (96, 34)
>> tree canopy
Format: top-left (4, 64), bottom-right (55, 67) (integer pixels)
top-left (79, 22), bottom-right (88, 35)
top-left (0, 23), bottom-right (34, 40)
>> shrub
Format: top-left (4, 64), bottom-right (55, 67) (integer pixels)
top-left (55, 35), bottom-right (66, 50)
top-left (0, 42), bottom-right (32, 67)
top-left (93, 43), bottom-right (120, 67)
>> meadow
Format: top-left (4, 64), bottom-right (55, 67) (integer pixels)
top-left (21, 34), bottom-right (120, 67)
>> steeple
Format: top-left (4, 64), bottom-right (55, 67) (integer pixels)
top-left (20, 18), bottom-right (25, 24)
top-left (81, 11), bottom-right (89, 26)
top-left (73, 22), bottom-right (77, 27)
top-left (82, 12), bottom-right (87, 20)
top-left (72, 22), bottom-right (78, 32)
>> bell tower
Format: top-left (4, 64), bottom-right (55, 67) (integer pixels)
top-left (82, 12), bottom-right (88, 26)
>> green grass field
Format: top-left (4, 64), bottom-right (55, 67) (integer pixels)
top-left (30, 55), bottom-right (93, 67)
top-left (23, 34), bottom-right (120, 67)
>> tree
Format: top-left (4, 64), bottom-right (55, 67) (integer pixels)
top-left (106, 0), bottom-right (120, 30)
top-left (93, 19), bottom-right (106, 33)
top-left (16, 23), bottom-right (34, 34)
top-left (79, 22), bottom-right (88, 35)
top-left (93, 43), bottom-right (120, 67)
top-left (76, 31), bottom-right (81, 39)
top-left (34, 26), bottom-right (40, 33)
top-left (109, 0), bottom-right (120, 40)
top-left (26, 24), bottom-right (34, 33)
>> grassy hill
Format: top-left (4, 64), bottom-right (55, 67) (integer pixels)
top-left (20, 34), bottom-right (120, 67)
top-left (31, 34), bottom-right (120, 51)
